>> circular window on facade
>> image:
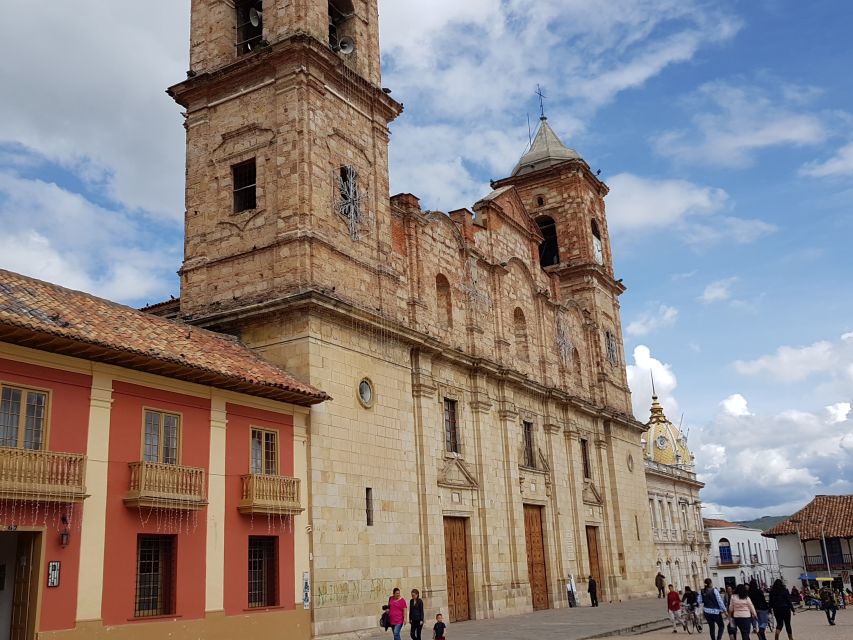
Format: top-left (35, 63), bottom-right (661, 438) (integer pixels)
top-left (656, 435), bottom-right (668, 450)
top-left (358, 378), bottom-right (375, 408)
top-left (627, 454), bottom-right (634, 472)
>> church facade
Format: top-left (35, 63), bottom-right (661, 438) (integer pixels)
top-left (166, 0), bottom-right (657, 637)
top-left (642, 395), bottom-right (710, 592)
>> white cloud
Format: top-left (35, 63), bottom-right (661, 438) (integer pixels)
top-left (734, 339), bottom-right (838, 383)
top-left (0, 171), bottom-right (179, 304)
top-left (825, 402), bottom-right (851, 424)
top-left (381, 0), bottom-right (741, 208)
top-left (626, 304), bottom-right (679, 337)
top-left (605, 174), bottom-right (774, 246)
top-left (693, 395), bottom-right (852, 518)
top-left (720, 393), bottom-right (751, 417)
top-left (655, 80), bottom-right (827, 167)
top-left (626, 345), bottom-right (679, 421)
top-left (801, 142), bottom-right (853, 178)
top-left (606, 174), bottom-right (728, 229)
top-left (0, 3), bottom-right (187, 220)
top-left (699, 277), bottom-right (738, 303)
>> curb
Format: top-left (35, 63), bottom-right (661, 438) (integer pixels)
top-left (582, 617), bottom-right (672, 638)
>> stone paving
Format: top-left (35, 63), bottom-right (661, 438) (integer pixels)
top-left (606, 606), bottom-right (849, 639)
top-left (447, 598), bottom-right (669, 640)
top-left (445, 601), bottom-right (850, 640)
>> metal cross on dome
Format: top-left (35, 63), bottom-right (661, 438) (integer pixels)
top-left (335, 166), bottom-right (372, 240)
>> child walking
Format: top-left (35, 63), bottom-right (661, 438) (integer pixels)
top-left (433, 613), bottom-right (446, 640)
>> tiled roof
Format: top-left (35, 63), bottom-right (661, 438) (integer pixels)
top-left (703, 518), bottom-right (744, 529)
top-left (763, 495), bottom-right (853, 541)
top-left (0, 269), bottom-right (328, 406)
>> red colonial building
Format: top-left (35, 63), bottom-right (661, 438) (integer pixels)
top-left (0, 268), bottom-right (326, 639)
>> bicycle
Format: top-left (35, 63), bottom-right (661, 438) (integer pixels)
top-left (681, 605), bottom-right (702, 634)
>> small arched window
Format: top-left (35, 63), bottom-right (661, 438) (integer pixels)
top-left (513, 308), bottom-right (529, 362)
top-left (719, 538), bottom-right (733, 564)
top-left (591, 219), bottom-right (604, 265)
top-left (436, 274), bottom-right (452, 329)
top-left (536, 216), bottom-right (559, 268)
top-left (536, 196), bottom-right (545, 207)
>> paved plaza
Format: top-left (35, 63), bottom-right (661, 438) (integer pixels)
top-left (448, 598), bottom-right (669, 640)
top-left (598, 606), bottom-right (849, 639)
top-left (446, 601), bottom-right (849, 640)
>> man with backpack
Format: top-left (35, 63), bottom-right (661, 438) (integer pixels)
top-left (698, 578), bottom-right (728, 640)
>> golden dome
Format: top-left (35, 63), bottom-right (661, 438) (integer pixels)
top-left (643, 395), bottom-right (694, 468)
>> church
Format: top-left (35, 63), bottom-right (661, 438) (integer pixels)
top-left (162, 0), bottom-right (657, 636)
top-left (0, 1), bottom-right (662, 638)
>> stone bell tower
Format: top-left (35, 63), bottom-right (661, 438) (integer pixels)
top-left (493, 116), bottom-right (632, 414)
top-left (169, 0), bottom-right (402, 321)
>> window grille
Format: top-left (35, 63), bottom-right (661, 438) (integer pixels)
top-left (251, 428), bottom-right (278, 475)
top-left (135, 535), bottom-right (175, 618)
top-left (144, 410), bottom-right (179, 464)
top-left (248, 536), bottom-right (277, 608)
top-left (0, 385), bottom-right (47, 450)
top-left (232, 159), bottom-right (257, 213)
top-left (443, 398), bottom-right (459, 454)
top-left (580, 438), bottom-right (592, 479)
top-left (604, 331), bottom-right (618, 366)
top-left (522, 421), bottom-right (535, 468)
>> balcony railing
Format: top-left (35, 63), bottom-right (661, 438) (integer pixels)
top-left (714, 554), bottom-right (742, 567)
top-left (0, 448), bottom-right (87, 503)
top-left (805, 554), bottom-right (853, 571)
top-left (124, 461), bottom-right (207, 510)
top-left (239, 474), bottom-right (303, 516)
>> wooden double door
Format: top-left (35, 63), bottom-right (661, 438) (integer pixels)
top-left (586, 526), bottom-right (603, 598)
top-left (523, 505), bottom-right (549, 610)
top-left (443, 518), bottom-right (470, 622)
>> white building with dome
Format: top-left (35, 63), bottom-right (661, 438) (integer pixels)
top-left (643, 393), bottom-right (711, 590)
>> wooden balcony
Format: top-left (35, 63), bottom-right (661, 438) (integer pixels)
top-left (239, 474), bottom-right (303, 516)
top-left (124, 461), bottom-right (207, 510)
top-left (0, 447), bottom-right (87, 503)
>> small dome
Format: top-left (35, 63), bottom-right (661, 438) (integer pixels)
top-left (644, 395), bottom-right (694, 468)
top-left (512, 117), bottom-right (581, 177)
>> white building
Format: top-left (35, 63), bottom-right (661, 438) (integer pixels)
top-left (763, 495), bottom-right (853, 591)
top-left (704, 519), bottom-right (780, 588)
top-left (643, 394), bottom-right (711, 590)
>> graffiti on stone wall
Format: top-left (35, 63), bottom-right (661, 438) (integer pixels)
top-left (314, 578), bottom-right (396, 606)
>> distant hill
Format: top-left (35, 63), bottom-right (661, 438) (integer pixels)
top-left (736, 515), bottom-right (788, 531)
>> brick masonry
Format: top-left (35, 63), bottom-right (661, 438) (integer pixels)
top-left (168, 1), bottom-right (660, 636)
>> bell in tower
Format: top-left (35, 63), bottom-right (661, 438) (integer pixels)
top-left (171, 0), bottom-right (402, 320)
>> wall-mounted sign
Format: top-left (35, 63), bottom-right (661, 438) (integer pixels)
top-left (47, 561), bottom-right (60, 588)
top-left (302, 571), bottom-right (310, 609)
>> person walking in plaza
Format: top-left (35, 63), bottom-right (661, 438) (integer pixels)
top-left (728, 584), bottom-right (757, 640)
top-left (769, 579), bottom-right (795, 640)
top-left (409, 589), bottom-right (425, 640)
top-left (388, 588), bottom-right (407, 640)
top-left (819, 583), bottom-right (837, 626)
top-left (588, 575), bottom-right (599, 607)
top-left (748, 579), bottom-right (769, 640)
top-left (682, 586), bottom-right (701, 631)
top-left (656, 572), bottom-right (667, 598)
top-left (432, 613), bottom-right (446, 639)
top-left (667, 584), bottom-right (682, 633)
top-left (699, 578), bottom-right (728, 640)
top-left (723, 585), bottom-right (737, 640)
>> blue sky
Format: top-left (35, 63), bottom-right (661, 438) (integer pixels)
top-left (0, 1), bottom-right (850, 519)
